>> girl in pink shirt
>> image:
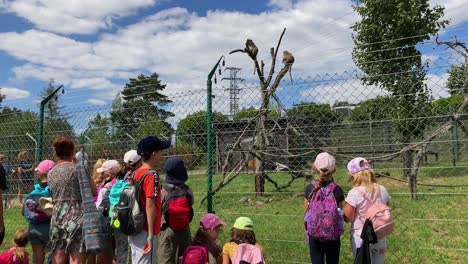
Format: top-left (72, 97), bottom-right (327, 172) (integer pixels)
top-left (0, 229), bottom-right (30, 264)
top-left (344, 158), bottom-right (391, 264)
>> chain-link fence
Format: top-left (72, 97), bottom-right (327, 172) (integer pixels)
top-left (1, 51), bottom-right (467, 263)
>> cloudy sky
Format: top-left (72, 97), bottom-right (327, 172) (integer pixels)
top-left (0, 0), bottom-right (467, 123)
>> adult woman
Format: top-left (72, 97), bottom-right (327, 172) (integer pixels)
top-left (13, 151), bottom-right (35, 205)
top-left (344, 158), bottom-right (391, 264)
top-left (47, 137), bottom-right (97, 264)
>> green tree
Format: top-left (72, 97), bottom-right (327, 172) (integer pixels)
top-left (234, 105), bottom-right (281, 121)
top-left (432, 94), bottom-right (465, 116)
top-left (84, 113), bottom-right (111, 153)
top-left (287, 102), bottom-right (342, 124)
top-left (40, 79), bottom-right (64, 120)
top-left (234, 107), bottom-right (257, 121)
top-left (134, 114), bottom-right (173, 140)
top-left (177, 111), bottom-right (228, 150)
top-left (447, 64), bottom-right (467, 95)
top-left (351, 97), bottom-right (395, 121)
top-left (110, 73), bottom-right (173, 135)
top-left (351, 0), bottom-right (448, 187)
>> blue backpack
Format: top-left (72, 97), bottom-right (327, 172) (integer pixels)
top-left (109, 176), bottom-right (130, 226)
top-left (24, 184), bottom-right (52, 224)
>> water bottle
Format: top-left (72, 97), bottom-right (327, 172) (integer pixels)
top-left (337, 208), bottom-right (345, 232)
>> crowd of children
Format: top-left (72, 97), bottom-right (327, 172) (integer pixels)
top-left (0, 134), bottom-right (393, 264)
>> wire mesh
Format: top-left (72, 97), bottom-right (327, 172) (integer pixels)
top-left (0, 51), bottom-right (466, 263)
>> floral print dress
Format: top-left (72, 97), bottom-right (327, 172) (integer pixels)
top-left (47, 162), bottom-right (87, 253)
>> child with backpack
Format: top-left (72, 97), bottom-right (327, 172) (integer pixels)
top-left (182, 213), bottom-right (226, 264)
top-left (124, 136), bottom-right (171, 264)
top-left (0, 229), bottom-right (30, 263)
top-left (344, 158), bottom-right (392, 264)
top-left (109, 150), bottom-right (142, 264)
top-left (95, 159), bottom-right (121, 264)
top-left (222, 216), bottom-right (264, 264)
top-left (158, 157), bottom-right (194, 264)
top-left (21, 159), bottom-right (54, 264)
top-left (304, 152), bottom-right (344, 264)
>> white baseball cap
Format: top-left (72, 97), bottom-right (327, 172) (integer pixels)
top-left (124, 150), bottom-right (141, 166)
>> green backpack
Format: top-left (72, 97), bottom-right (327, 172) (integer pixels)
top-left (108, 177), bottom-right (129, 227)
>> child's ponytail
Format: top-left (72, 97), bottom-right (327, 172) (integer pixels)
top-left (308, 171), bottom-right (330, 201)
top-left (12, 230), bottom-right (29, 259)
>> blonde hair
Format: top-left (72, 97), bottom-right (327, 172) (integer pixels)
top-left (308, 167), bottom-right (334, 200)
top-left (352, 169), bottom-right (376, 192)
top-left (92, 159), bottom-right (106, 185)
top-left (12, 229), bottom-right (29, 259)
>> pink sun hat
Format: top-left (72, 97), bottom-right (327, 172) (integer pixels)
top-left (200, 213), bottom-right (226, 230)
top-left (347, 157), bottom-right (372, 174)
top-left (313, 152), bottom-right (336, 173)
top-left (35, 160), bottom-right (55, 175)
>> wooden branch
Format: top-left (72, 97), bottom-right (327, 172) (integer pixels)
top-left (456, 119), bottom-right (468, 137)
top-left (220, 118), bottom-right (257, 174)
top-left (261, 60), bottom-right (265, 78)
top-left (436, 36), bottom-right (468, 59)
top-left (266, 28), bottom-right (287, 87)
top-left (200, 156), bottom-right (247, 204)
top-left (229, 49), bottom-right (246, 54)
top-left (270, 63), bottom-right (292, 94)
top-left (254, 59), bottom-right (266, 85)
top-left (264, 174), bottom-right (279, 189)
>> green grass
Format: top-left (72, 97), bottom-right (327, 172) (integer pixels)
top-left (2, 163), bottom-right (467, 263)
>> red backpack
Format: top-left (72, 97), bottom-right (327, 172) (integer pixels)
top-left (163, 184), bottom-right (193, 231)
top-left (181, 246), bottom-right (209, 264)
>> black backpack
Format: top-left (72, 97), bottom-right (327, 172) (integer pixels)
top-left (116, 170), bottom-right (156, 235)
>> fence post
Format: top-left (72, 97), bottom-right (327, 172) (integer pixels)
top-left (451, 118), bottom-right (459, 167)
top-left (37, 85), bottom-right (63, 164)
top-left (206, 55), bottom-right (224, 213)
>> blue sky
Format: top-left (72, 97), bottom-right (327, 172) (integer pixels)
top-left (0, 0), bottom-right (467, 125)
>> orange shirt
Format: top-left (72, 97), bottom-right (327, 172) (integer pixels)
top-left (133, 167), bottom-right (162, 235)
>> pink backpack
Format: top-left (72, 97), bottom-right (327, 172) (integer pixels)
top-left (231, 243), bottom-right (264, 264)
top-left (306, 182), bottom-right (344, 241)
top-left (181, 246), bottom-right (209, 264)
top-left (357, 185), bottom-right (394, 240)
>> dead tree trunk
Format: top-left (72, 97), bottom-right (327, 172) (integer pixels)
top-left (230, 28), bottom-right (291, 196)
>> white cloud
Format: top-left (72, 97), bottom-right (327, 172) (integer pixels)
top-left (431, 0), bottom-right (468, 26)
top-left (1, 86), bottom-right (31, 99)
top-left (0, 0), bottom-right (466, 121)
top-left (87, 98), bottom-right (107, 106)
top-left (2, 0), bottom-right (157, 34)
top-left (268, 0), bottom-right (295, 10)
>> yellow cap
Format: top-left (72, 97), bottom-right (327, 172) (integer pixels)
top-left (232, 217), bottom-right (254, 231)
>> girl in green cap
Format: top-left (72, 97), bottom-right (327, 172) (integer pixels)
top-left (222, 216), bottom-right (264, 264)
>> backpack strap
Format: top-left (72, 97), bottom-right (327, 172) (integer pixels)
top-left (356, 184), bottom-right (380, 204)
top-left (135, 169), bottom-right (157, 185)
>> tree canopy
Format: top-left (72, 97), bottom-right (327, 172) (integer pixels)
top-left (177, 111), bottom-right (228, 150)
top-left (352, 0), bottom-right (448, 141)
top-left (110, 73), bottom-right (174, 135)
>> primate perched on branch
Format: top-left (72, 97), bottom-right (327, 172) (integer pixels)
top-left (283, 51), bottom-right (294, 84)
top-left (230, 39), bottom-right (259, 75)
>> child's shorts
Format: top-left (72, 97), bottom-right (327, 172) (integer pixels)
top-left (29, 223), bottom-right (50, 245)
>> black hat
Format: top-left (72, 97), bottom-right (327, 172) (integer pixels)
top-left (165, 157), bottom-right (188, 185)
top-left (137, 136), bottom-right (171, 155)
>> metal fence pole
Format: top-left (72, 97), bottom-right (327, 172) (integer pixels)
top-left (206, 55), bottom-right (224, 213)
top-left (37, 85), bottom-right (63, 164)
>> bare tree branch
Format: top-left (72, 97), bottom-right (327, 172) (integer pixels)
top-left (266, 28), bottom-right (287, 87)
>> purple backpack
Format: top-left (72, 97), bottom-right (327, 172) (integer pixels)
top-left (306, 182), bottom-right (344, 241)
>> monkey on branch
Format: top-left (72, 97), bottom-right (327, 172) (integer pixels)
top-left (229, 28), bottom-right (294, 90)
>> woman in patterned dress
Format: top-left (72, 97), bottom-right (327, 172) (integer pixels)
top-left (47, 137), bottom-right (97, 264)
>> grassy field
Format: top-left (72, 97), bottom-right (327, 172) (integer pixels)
top-left (1, 162), bottom-right (467, 263)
